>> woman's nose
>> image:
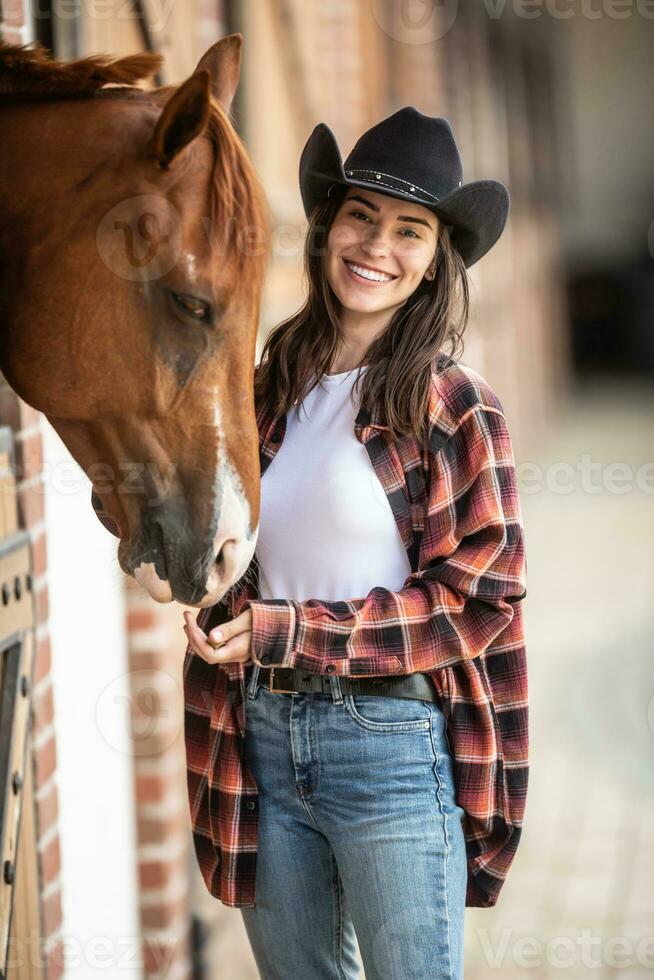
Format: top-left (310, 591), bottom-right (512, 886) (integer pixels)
top-left (362, 228), bottom-right (391, 255)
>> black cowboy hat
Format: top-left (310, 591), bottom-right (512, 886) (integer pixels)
top-left (299, 106), bottom-right (510, 269)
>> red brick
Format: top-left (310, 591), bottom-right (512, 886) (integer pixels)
top-left (35, 585), bottom-right (49, 626)
top-left (135, 774), bottom-right (169, 805)
top-left (33, 681), bottom-right (54, 736)
top-left (2, 0), bottom-right (25, 27)
top-left (45, 938), bottom-right (65, 977)
top-left (141, 893), bottom-right (189, 930)
top-left (130, 650), bottom-right (170, 672)
top-left (142, 938), bottom-right (180, 974)
top-left (34, 633), bottom-right (52, 684)
top-left (34, 735), bottom-right (57, 790)
top-left (138, 807), bottom-right (187, 846)
top-left (127, 608), bottom-right (158, 631)
top-left (17, 480), bottom-right (45, 527)
top-left (31, 531), bottom-right (47, 578)
top-left (41, 886), bottom-right (63, 937)
top-left (131, 727), bottom-right (181, 762)
top-left (139, 859), bottom-right (176, 891)
top-left (40, 833), bottom-right (61, 885)
top-left (36, 781), bottom-right (59, 836)
top-left (15, 431), bottom-right (44, 483)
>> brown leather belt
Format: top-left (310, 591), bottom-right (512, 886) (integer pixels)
top-left (251, 665), bottom-right (441, 705)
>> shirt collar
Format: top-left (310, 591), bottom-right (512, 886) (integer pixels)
top-left (258, 384), bottom-right (389, 453)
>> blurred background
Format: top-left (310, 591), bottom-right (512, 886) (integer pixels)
top-left (1, 0), bottom-right (653, 977)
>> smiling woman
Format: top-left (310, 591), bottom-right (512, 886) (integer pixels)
top-left (183, 106), bottom-right (527, 980)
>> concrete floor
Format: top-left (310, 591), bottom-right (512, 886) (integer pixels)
top-left (191, 372), bottom-right (654, 979)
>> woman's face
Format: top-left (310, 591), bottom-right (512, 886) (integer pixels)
top-left (325, 187), bottom-right (440, 317)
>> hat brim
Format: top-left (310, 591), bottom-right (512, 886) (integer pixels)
top-left (299, 122), bottom-right (510, 269)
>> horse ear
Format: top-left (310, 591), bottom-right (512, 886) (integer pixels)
top-left (151, 69), bottom-right (211, 169)
top-left (192, 33), bottom-right (242, 114)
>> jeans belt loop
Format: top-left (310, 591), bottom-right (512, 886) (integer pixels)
top-left (246, 663), bottom-right (261, 698)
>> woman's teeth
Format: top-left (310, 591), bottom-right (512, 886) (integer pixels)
top-left (344, 259), bottom-right (396, 283)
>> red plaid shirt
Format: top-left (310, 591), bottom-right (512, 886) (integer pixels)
top-left (180, 354), bottom-right (529, 910)
top-left (94, 353), bottom-right (528, 909)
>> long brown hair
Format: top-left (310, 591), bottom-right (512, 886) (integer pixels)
top-left (254, 181), bottom-right (469, 442)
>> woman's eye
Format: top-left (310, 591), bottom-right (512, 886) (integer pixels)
top-left (170, 291), bottom-right (212, 323)
top-left (350, 210), bottom-right (419, 239)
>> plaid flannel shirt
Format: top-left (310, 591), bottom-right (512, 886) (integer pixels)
top-left (95, 353), bottom-right (529, 909)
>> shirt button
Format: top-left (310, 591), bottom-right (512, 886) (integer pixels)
top-left (326, 664), bottom-right (335, 672)
top-left (246, 801), bottom-right (256, 811)
top-left (260, 654), bottom-right (271, 665)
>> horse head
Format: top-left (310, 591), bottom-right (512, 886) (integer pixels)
top-left (0, 35), bottom-right (271, 606)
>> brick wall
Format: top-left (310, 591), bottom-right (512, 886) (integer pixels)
top-left (0, 377), bottom-right (65, 978)
top-left (2, 8), bottom-right (66, 978)
top-left (125, 579), bottom-right (193, 978)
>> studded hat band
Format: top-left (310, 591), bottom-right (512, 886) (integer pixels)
top-left (342, 168), bottom-right (463, 204)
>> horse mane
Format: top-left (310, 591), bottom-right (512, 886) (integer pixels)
top-left (0, 40), bottom-right (162, 96)
top-left (0, 39), bottom-right (271, 288)
top-left (205, 99), bottom-right (272, 287)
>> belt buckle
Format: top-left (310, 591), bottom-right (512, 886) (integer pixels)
top-left (268, 666), bottom-right (298, 694)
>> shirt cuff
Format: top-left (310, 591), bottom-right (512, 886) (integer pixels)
top-left (243, 599), bottom-right (297, 668)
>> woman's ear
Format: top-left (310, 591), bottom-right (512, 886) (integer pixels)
top-left (423, 233), bottom-right (439, 281)
top-left (425, 222), bottom-right (441, 281)
top-left (424, 256), bottom-right (437, 281)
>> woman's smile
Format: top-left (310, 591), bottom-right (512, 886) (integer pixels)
top-left (342, 256), bottom-right (400, 286)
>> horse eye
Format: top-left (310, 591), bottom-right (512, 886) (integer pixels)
top-left (170, 290), bottom-right (212, 323)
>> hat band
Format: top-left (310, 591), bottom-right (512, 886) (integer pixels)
top-left (344, 168), bottom-right (462, 203)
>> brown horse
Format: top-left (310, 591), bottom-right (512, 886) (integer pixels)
top-left (0, 35), bottom-right (271, 606)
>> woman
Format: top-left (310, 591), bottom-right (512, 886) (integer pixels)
top-left (183, 108), bottom-right (528, 979)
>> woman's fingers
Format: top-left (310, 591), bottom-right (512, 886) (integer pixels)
top-left (183, 610), bottom-right (251, 665)
top-left (210, 633), bottom-right (252, 664)
top-left (183, 616), bottom-right (217, 662)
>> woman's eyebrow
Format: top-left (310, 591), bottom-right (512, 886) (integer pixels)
top-left (346, 193), bottom-right (435, 231)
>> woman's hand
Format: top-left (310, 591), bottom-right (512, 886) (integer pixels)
top-left (183, 608), bottom-right (253, 666)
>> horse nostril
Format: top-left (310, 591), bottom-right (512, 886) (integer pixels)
top-left (215, 539), bottom-right (237, 578)
top-left (91, 490), bottom-right (123, 538)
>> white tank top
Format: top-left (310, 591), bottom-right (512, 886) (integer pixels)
top-left (255, 366), bottom-right (412, 602)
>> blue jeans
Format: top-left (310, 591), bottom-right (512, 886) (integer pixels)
top-left (240, 665), bottom-right (467, 980)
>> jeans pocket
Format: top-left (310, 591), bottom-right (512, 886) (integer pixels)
top-left (343, 694), bottom-right (432, 733)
